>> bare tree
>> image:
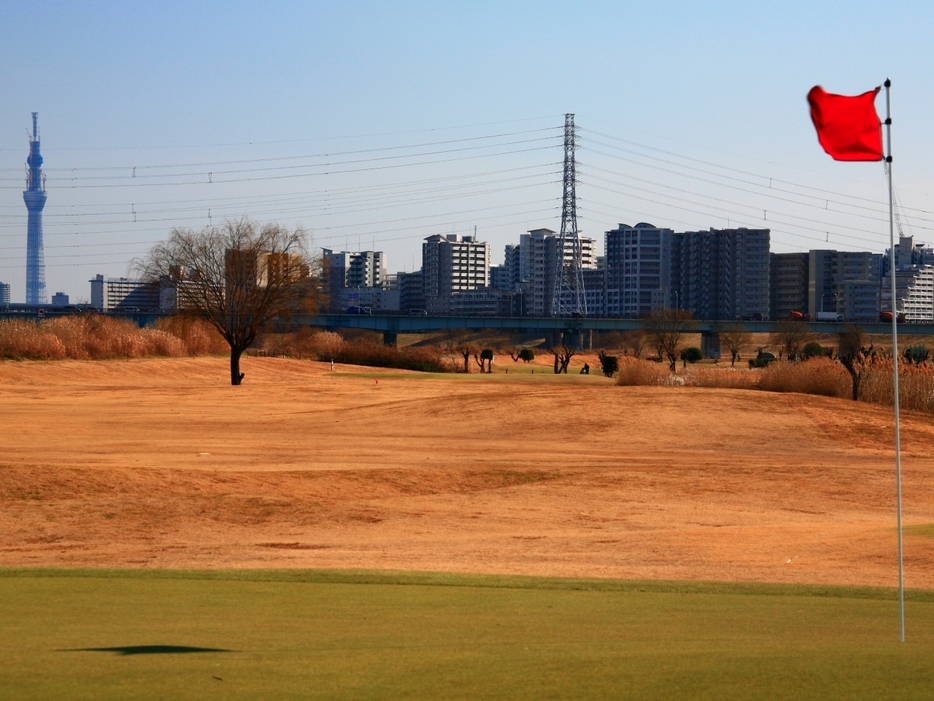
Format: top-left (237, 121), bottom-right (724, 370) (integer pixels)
top-left (720, 325), bottom-right (752, 367)
top-left (838, 326), bottom-right (873, 401)
top-left (621, 329), bottom-right (648, 358)
top-left (549, 345), bottom-right (576, 374)
top-left (772, 320), bottom-right (811, 361)
top-left (644, 308), bottom-right (695, 372)
top-left (138, 218), bottom-right (313, 385)
top-left (457, 345), bottom-right (473, 373)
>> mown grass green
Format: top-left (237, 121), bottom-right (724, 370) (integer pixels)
top-left (904, 523), bottom-right (934, 538)
top-left (2, 569), bottom-right (933, 700)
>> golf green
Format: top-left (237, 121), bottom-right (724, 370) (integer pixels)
top-left (2, 569), bottom-right (933, 700)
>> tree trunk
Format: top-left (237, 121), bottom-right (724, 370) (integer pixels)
top-left (230, 346), bottom-right (245, 386)
top-left (840, 358), bottom-right (861, 401)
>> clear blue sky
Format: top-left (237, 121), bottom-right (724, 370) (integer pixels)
top-left (2, 1), bottom-right (932, 302)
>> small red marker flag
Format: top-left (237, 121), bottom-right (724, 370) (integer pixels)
top-left (807, 86), bottom-right (883, 161)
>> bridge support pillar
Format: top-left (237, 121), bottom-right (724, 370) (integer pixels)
top-left (701, 331), bottom-right (721, 360)
top-left (558, 329), bottom-right (590, 351)
top-left (383, 331), bottom-right (397, 347)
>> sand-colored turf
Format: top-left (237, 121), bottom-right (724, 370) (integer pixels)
top-left (1, 356), bottom-right (933, 587)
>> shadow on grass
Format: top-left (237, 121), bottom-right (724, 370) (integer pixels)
top-left (60, 645), bottom-right (234, 656)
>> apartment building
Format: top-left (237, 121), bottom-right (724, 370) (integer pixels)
top-left (672, 228), bottom-right (770, 320)
top-left (90, 275), bottom-right (161, 311)
top-left (605, 223), bottom-right (672, 317)
top-left (770, 252), bottom-right (808, 319)
top-left (321, 249), bottom-right (387, 313)
top-left (422, 234), bottom-right (490, 313)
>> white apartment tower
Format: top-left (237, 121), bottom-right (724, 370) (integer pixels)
top-left (422, 234), bottom-right (490, 313)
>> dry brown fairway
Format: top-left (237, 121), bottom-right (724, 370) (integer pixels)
top-left (2, 356), bottom-right (933, 588)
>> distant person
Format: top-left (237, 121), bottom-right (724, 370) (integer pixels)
top-left (581, 363), bottom-right (590, 375)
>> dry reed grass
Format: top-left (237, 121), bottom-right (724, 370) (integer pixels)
top-left (266, 329), bottom-right (344, 360)
top-left (860, 357), bottom-right (934, 414)
top-left (615, 357), bottom-right (671, 386)
top-left (615, 354), bottom-right (934, 417)
top-left (758, 357), bottom-right (849, 399)
top-left (153, 316), bottom-right (228, 355)
top-left (0, 315), bottom-right (226, 361)
top-left (684, 367), bottom-right (759, 390)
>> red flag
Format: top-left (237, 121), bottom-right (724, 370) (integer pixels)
top-left (807, 86), bottom-right (883, 161)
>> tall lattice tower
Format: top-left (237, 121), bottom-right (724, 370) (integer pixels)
top-left (550, 113), bottom-right (587, 317)
top-left (24, 112), bottom-right (48, 304)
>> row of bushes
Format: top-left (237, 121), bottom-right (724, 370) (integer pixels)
top-left (0, 315), bottom-right (227, 361)
top-left (615, 356), bottom-right (934, 415)
top-left (0, 319), bottom-right (455, 373)
top-left (260, 330), bottom-right (455, 373)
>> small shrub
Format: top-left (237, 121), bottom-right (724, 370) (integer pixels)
top-left (518, 348), bottom-right (535, 363)
top-left (904, 345), bottom-right (929, 365)
top-left (802, 341), bottom-right (830, 359)
top-left (597, 351), bottom-right (619, 378)
top-left (681, 347), bottom-right (703, 363)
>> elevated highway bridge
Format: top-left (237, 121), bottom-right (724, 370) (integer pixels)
top-left (289, 314), bottom-right (932, 355)
top-left (4, 307), bottom-right (930, 355)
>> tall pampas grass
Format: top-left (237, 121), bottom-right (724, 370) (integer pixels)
top-left (0, 314), bottom-right (226, 360)
top-left (613, 355), bottom-right (934, 417)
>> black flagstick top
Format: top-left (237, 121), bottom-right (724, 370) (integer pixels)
top-left (884, 79), bottom-right (893, 162)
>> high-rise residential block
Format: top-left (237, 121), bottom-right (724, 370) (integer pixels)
top-left (321, 249), bottom-right (387, 312)
top-left (605, 223), bottom-right (672, 317)
top-left (881, 236), bottom-right (934, 321)
top-left (770, 252), bottom-right (808, 319)
top-left (672, 228), bottom-right (770, 320)
top-left (422, 234), bottom-right (489, 313)
top-left (808, 250), bottom-right (881, 317)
